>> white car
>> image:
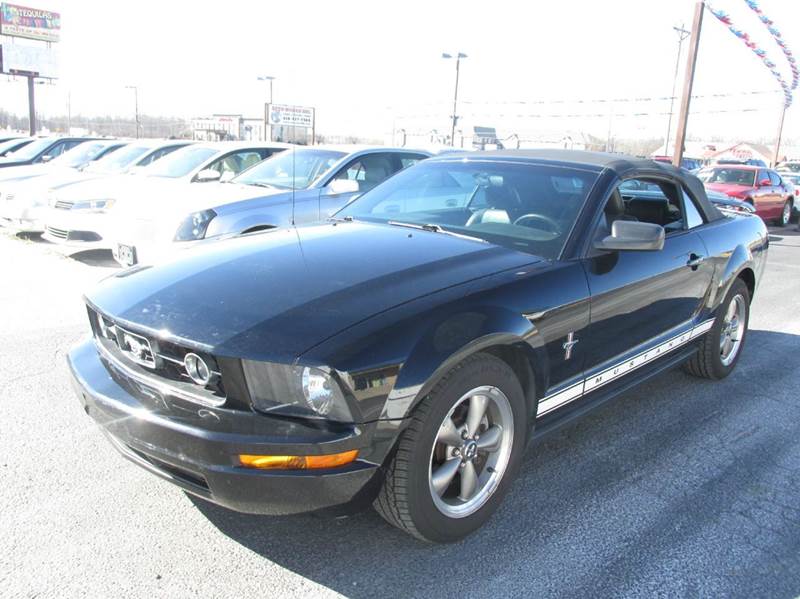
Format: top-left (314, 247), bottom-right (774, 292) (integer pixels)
top-left (109, 146), bottom-right (431, 266)
top-left (0, 139), bottom-right (190, 233)
top-left (0, 138), bottom-right (124, 189)
top-left (42, 141), bottom-right (291, 253)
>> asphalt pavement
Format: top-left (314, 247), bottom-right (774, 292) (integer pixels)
top-left (1, 227), bottom-right (799, 598)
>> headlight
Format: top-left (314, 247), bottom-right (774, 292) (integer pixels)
top-left (241, 360), bottom-right (354, 422)
top-left (174, 209), bottom-right (216, 241)
top-left (71, 199), bottom-right (116, 212)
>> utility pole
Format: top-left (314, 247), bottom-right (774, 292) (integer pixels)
top-left (27, 75), bottom-right (36, 135)
top-left (773, 103), bottom-right (787, 166)
top-left (665, 24), bottom-right (691, 156)
top-left (673, 1), bottom-right (704, 168)
top-left (443, 52), bottom-right (467, 147)
top-left (258, 75), bottom-right (276, 141)
top-left (125, 85), bottom-right (140, 138)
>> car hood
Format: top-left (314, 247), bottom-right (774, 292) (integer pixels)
top-left (109, 182), bottom-right (291, 242)
top-left (0, 163), bottom-right (56, 183)
top-left (116, 181), bottom-right (287, 218)
top-left (5, 168), bottom-right (92, 195)
top-left (704, 182), bottom-right (754, 197)
top-left (86, 221), bottom-right (540, 362)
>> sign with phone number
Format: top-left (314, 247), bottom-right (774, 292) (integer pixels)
top-left (268, 104), bottom-right (314, 128)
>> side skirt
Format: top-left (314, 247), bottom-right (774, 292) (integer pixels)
top-left (529, 344), bottom-right (698, 446)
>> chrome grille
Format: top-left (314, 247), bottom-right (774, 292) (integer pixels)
top-left (54, 200), bottom-right (74, 210)
top-left (45, 226), bottom-right (68, 240)
top-left (89, 308), bottom-right (226, 406)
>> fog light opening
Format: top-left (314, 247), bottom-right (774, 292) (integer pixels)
top-left (239, 449), bottom-right (359, 470)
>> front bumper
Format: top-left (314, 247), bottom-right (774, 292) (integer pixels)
top-left (41, 209), bottom-right (112, 251)
top-left (0, 201), bottom-right (45, 232)
top-left (68, 339), bottom-right (383, 515)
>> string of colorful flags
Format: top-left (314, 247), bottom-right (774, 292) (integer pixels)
top-left (706, 0), bottom-right (798, 107)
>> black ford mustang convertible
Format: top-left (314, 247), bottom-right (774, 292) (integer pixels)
top-left (69, 150), bottom-right (768, 542)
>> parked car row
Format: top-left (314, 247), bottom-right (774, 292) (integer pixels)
top-left (3, 141), bottom-right (790, 265)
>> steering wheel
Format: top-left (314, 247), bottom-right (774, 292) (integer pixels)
top-left (513, 213), bottom-right (561, 235)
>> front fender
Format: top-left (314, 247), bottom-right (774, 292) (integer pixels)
top-left (207, 209), bottom-right (290, 237)
top-left (379, 306), bottom-right (547, 421)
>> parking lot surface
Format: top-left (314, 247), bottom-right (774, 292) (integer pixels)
top-left (1, 228), bottom-right (799, 598)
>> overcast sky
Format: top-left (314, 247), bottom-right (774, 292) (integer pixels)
top-left (1, 0), bottom-right (799, 143)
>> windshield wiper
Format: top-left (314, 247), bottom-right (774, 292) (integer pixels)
top-left (387, 221), bottom-right (487, 243)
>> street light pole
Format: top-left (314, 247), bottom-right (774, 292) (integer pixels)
top-left (443, 52), bottom-right (467, 146)
top-left (665, 24), bottom-right (691, 156)
top-left (125, 85), bottom-right (139, 138)
top-left (258, 75), bottom-right (276, 141)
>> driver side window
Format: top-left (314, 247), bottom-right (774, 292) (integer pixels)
top-left (612, 178), bottom-right (686, 233)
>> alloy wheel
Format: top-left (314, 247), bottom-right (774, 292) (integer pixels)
top-left (428, 385), bottom-right (514, 518)
top-left (720, 294), bottom-right (746, 366)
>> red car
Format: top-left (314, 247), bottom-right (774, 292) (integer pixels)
top-left (698, 165), bottom-right (794, 226)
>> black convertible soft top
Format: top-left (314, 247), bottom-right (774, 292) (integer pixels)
top-left (444, 149), bottom-right (724, 223)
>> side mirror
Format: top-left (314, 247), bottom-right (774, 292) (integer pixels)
top-left (327, 178), bottom-right (360, 195)
top-left (758, 178), bottom-right (771, 187)
top-left (41, 155), bottom-right (54, 163)
top-left (594, 220), bottom-right (665, 252)
top-left (196, 169), bottom-right (222, 182)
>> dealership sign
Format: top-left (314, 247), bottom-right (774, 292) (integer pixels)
top-left (268, 104), bottom-right (314, 128)
top-left (0, 42), bottom-right (57, 77)
top-left (0, 3), bottom-right (60, 43)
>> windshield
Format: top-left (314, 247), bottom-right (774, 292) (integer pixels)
top-left (4, 137), bottom-right (59, 161)
top-left (52, 141), bottom-right (116, 167)
top-left (142, 145), bottom-right (218, 178)
top-left (84, 144), bottom-right (150, 174)
top-left (338, 160), bottom-right (597, 260)
top-left (234, 148), bottom-right (345, 189)
top-left (697, 168), bottom-right (756, 186)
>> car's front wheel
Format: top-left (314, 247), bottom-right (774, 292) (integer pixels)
top-left (374, 353), bottom-right (527, 542)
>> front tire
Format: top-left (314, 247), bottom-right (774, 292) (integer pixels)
top-left (684, 278), bottom-right (750, 380)
top-left (374, 353), bottom-right (527, 543)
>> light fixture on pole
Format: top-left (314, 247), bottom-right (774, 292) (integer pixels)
top-left (258, 75), bottom-right (276, 141)
top-left (125, 85), bottom-right (140, 138)
top-left (665, 24), bottom-right (691, 157)
top-left (442, 52), bottom-right (467, 147)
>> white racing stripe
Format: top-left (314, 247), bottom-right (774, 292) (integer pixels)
top-left (538, 318), bottom-right (716, 417)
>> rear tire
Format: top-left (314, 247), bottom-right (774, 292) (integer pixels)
top-left (779, 200), bottom-right (792, 227)
top-left (684, 278), bottom-right (750, 380)
top-left (374, 353), bottom-right (528, 543)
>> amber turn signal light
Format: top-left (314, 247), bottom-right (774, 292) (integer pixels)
top-left (239, 449), bottom-right (359, 470)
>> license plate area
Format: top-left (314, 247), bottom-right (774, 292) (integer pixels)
top-left (116, 244), bottom-right (137, 267)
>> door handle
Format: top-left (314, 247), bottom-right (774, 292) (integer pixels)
top-left (687, 253), bottom-right (705, 269)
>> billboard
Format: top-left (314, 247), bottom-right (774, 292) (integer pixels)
top-left (0, 3), bottom-right (60, 42)
top-left (268, 104), bottom-right (314, 128)
top-left (0, 42), bottom-right (57, 77)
